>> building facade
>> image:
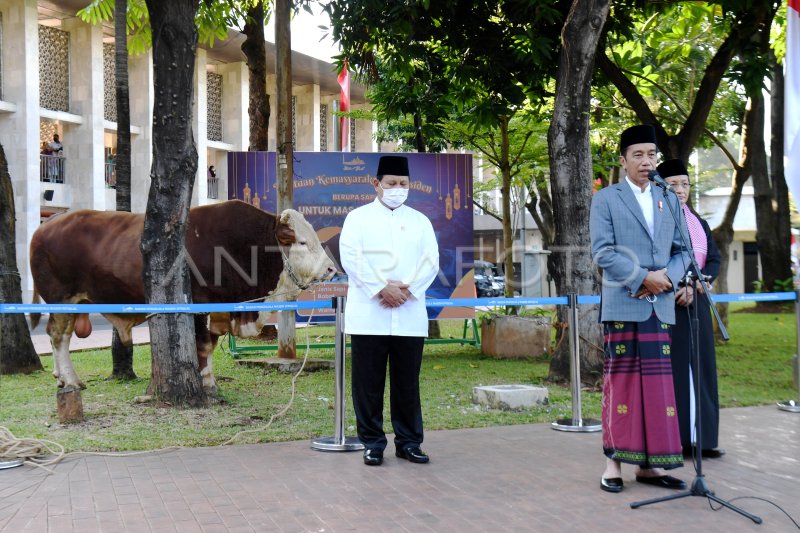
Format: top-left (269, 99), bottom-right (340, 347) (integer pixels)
top-left (0, 0), bottom-right (374, 302)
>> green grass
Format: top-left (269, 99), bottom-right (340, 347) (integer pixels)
top-left (0, 304), bottom-right (795, 452)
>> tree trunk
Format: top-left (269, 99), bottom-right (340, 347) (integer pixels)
top-left (111, 0), bottom-right (136, 380)
top-left (752, 51), bottom-right (792, 305)
top-left (0, 143), bottom-right (42, 374)
top-left (546, 0), bottom-right (609, 385)
top-left (428, 320), bottom-right (441, 339)
top-left (242, 1), bottom-right (272, 339)
top-left (141, 0), bottom-right (206, 406)
top-left (499, 115), bottom-right (514, 304)
top-left (242, 2), bottom-right (270, 151)
top-left (413, 112), bottom-right (426, 153)
top-left (751, 83), bottom-right (791, 302)
top-left (115, 0), bottom-right (131, 214)
top-left (275, 0), bottom-right (296, 358)
top-left (711, 96), bottom-right (758, 335)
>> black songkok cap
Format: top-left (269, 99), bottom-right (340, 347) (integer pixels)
top-left (620, 124), bottom-right (657, 154)
top-left (376, 155), bottom-right (410, 178)
top-left (656, 159), bottom-right (689, 179)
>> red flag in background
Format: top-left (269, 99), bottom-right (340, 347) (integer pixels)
top-left (338, 60), bottom-right (351, 152)
top-left (787, 0), bottom-right (800, 203)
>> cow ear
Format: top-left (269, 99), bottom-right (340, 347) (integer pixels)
top-left (276, 214), bottom-right (296, 246)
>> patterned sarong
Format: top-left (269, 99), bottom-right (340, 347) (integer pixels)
top-left (602, 314), bottom-right (683, 469)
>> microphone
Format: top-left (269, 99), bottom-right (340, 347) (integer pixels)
top-left (648, 170), bottom-right (671, 190)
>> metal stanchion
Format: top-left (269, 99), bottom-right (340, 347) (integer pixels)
top-left (311, 296), bottom-right (364, 451)
top-left (777, 290), bottom-right (800, 413)
top-left (552, 293), bottom-right (602, 432)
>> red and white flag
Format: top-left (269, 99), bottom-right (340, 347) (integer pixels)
top-left (786, 0), bottom-right (800, 202)
top-left (337, 60), bottom-right (351, 152)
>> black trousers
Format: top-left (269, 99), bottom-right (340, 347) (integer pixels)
top-left (672, 296), bottom-right (720, 450)
top-left (350, 334), bottom-right (425, 451)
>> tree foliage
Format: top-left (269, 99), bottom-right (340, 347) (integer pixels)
top-left (78, 0), bottom-right (258, 55)
top-left (324, 0), bottom-right (567, 301)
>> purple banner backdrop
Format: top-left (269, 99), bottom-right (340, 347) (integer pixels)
top-left (227, 152), bottom-right (475, 320)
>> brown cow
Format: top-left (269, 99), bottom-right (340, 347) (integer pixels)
top-left (30, 200), bottom-right (336, 393)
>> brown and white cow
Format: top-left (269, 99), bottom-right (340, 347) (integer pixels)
top-left (29, 200), bottom-right (336, 393)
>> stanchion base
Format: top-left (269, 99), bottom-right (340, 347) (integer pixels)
top-left (551, 418), bottom-right (602, 432)
top-left (0, 459), bottom-right (24, 470)
top-left (310, 436), bottom-right (364, 452)
top-left (777, 400), bottom-right (800, 413)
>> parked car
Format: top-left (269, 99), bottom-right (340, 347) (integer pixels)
top-left (474, 260), bottom-right (504, 297)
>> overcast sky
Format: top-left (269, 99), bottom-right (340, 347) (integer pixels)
top-left (264, 4), bottom-right (340, 63)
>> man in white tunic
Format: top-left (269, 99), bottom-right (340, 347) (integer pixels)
top-left (340, 155), bottom-right (440, 466)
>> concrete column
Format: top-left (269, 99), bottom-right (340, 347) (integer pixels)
top-left (215, 60), bottom-right (249, 203)
top-left (192, 49), bottom-right (208, 206)
top-left (311, 83), bottom-right (321, 151)
top-left (292, 84), bottom-right (314, 151)
top-left (220, 61), bottom-right (248, 151)
top-left (62, 17), bottom-right (105, 211)
top-left (128, 52), bottom-right (153, 214)
top-left (0, 0), bottom-right (40, 300)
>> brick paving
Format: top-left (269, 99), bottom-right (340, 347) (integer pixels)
top-left (1, 405), bottom-right (798, 532)
top-left (15, 326), bottom-right (800, 531)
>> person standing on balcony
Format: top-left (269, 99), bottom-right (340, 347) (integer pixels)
top-left (47, 134), bottom-right (63, 154)
top-left (46, 134), bottom-right (63, 182)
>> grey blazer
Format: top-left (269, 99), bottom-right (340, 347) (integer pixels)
top-left (589, 180), bottom-right (691, 324)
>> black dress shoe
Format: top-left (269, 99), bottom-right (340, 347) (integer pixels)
top-left (635, 475), bottom-right (687, 490)
top-left (363, 448), bottom-right (383, 466)
top-left (395, 446), bottom-right (430, 463)
top-left (701, 448), bottom-right (726, 458)
top-left (600, 477), bottom-right (624, 493)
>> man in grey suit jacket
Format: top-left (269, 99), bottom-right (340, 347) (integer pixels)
top-left (590, 124), bottom-right (692, 494)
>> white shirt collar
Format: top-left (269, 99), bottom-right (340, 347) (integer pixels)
top-left (625, 175), bottom-right (651, 195)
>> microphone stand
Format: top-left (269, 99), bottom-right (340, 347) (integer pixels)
top-left (629, 178), bottom-right (762, 524)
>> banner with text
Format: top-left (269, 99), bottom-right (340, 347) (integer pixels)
top-left (227, 152), bottom-right (476, 320)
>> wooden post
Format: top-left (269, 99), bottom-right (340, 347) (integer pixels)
top-left (56, 386), bottom-right (84, 423)
top-left (275, 0), bottom-right (296, 358)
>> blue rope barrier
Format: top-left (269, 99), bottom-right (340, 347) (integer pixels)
top-left (1, 292), bottom-right (794, 314)
top-left (426, 296), bottom-right (569, 307)
top-left (709, 292), bottom-right (796, 303)
top-left (0, 300), bottom-right (331, 314)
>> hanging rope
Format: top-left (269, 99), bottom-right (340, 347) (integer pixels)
top-left (221, 306), bottom-right (317, 445)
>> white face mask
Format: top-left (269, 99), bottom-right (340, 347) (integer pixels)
top-left (380, 185), bottom-right (409, 208)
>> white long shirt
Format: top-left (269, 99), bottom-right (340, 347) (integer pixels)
top-left (625, 176), bottom-right (654, 237)
top-left (340, 198), bottom-right (440, 336)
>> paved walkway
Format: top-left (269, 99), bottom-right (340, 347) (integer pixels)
top-left (18, 321), bottom-right (800, 531)
top-left (1, 406), bottom-right (798, 532)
